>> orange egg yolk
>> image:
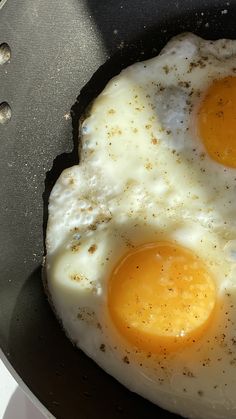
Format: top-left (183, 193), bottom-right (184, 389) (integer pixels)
top-left (198, 76), bottom-right (236, 168)
top-left (108, 242), bottom-right (216, 353)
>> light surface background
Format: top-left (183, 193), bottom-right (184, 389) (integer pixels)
top-left (0, 359), bottom-right (46, 419)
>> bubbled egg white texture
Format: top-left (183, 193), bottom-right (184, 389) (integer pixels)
top-left (46, 33), bottom-right (236, 419)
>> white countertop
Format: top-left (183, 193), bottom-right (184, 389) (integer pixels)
top-left (0, 358), bottom-right (47, 419)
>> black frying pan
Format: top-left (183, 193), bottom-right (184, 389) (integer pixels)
top-left (0, 0), bottom-right (235, 418)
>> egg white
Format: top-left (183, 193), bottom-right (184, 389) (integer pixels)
top-left (46, 33), bottom-right (236, 419)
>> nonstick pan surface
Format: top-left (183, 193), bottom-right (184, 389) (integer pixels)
top-left (0, 0), bottom-right (235, 418)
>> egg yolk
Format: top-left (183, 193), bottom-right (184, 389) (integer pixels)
top-left (108, 242), bottom-right (216, 353)
top-left (198, 76), bottom-right (236, 168)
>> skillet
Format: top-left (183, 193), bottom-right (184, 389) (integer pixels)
top-left (0, 0), bottom-right (235, 418)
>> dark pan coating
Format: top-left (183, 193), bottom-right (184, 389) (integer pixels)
top-left (0, 0), bottom-right (235, 418)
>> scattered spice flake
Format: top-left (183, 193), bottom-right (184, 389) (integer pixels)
top-left (88, 224), bottom-right (97, 231)
top-left (145, 162), bottom-right (153, 170)
top-left (71, 243), bottom-right (81, 252)
top-left (163, 65), bottom-right (170, 74)
top-left (100, 344), bottom-right (106, 352)
top-left (188, 59), bottom-right (206, 73)
top-left (88, 244), bottom-right (97, 254)
top-left (107, 127), bottom-right (122, 138)
top-left (71, 274), bottom-right (83, 282)
top-left (198, 390), bottom-right (204, 397)
top-left (88, 215), bottom-right (112, 231)
top-left (178, 81), bottom-right (191, 88)
top-left (183, 367), bottom-right (195, 378)
top-left (77, 309), bottom-right (95, 322)
top-left (123, 356), bottom-right (130, 364)
top-left (108, 108), bottom-right (116, 114)
top-left (151, 138), bottom-right (158, 145)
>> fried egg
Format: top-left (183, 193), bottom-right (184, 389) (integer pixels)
top-left (45, 33), bottom-right (236, 419)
